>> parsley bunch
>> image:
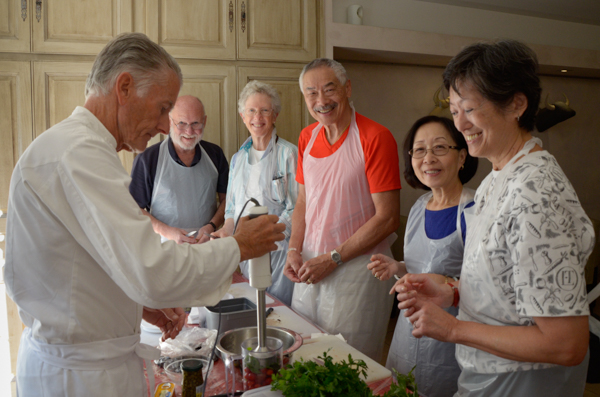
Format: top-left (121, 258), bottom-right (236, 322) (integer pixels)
top-left (270, 351), bottom-right (418, 397)
top-left (271, 351), bottom-right (373, 397)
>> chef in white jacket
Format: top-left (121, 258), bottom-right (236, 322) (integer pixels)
top-left (4, 32), bottom-right (284, 397)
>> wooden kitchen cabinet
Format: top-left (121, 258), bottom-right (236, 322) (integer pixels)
top-left (237, 0), bottom-right (317, 62)
top-left (177, 62), bottom-right (239, 159)
top-left (0, 0), bottom-right (134, 55)
top-left (0, 0), bottom-right (31, 52)
top-left (146, 0), bottom-right (318, 62)
top-left (31, 60), bottom-right (151, 173)
top-left (0, 60), bottom-right (33, 380)
top-left (237, 65), bottom-right (313, 147)
top-left (0, 60), bottom-right (32, 216)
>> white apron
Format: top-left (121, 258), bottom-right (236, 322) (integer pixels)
top-left (291, 106), bottom-right (395, 361)
top-left (387, 188), bottom-right (473, 397)
top-left (455, 137), bottom-right (589, 396)
top-left (231, 131), bottom-right (294, 305)
top-left (17, 326), bottom-right (159, 396)
top-left (150, 139), bottom-right (218, 237)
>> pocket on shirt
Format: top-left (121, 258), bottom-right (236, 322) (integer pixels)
top-left (271, 174), bottom-right (286, 202)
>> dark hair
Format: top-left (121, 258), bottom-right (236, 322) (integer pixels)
top-left (403, 115), bottom-right (478, 190)
top-left (443, 39), bottom-right (541, 132)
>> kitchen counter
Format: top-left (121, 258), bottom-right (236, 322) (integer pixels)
top-left (148, 272), bottom-right (392, 396)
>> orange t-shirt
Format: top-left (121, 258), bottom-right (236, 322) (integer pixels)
top-left (296, 112), bottom-right (401, 193)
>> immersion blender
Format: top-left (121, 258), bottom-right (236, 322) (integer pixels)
top-left (247, 205), bottom-right (273, 352)
top-left (243, 206), bottom-right (283, 390)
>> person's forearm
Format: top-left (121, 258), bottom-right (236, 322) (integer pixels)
top-left (449, 316), bottom-right (589, 366)
top-left (288, 188), bottom-right (305, 251)
top-left (336, 190), bottom-right (400, 263)
top-left (210, 194), bottom-right (227, 229)
top-left (141, 208), bottom-right (169, 237)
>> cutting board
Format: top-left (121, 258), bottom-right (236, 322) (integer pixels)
top-left (228, 282), bottom-right (274, 305)
top-left (292, 335), bottom-right (392, 383)
top-left (265, 306), bottom-right (323, 338)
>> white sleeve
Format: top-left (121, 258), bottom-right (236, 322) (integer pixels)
top-left (59, 138), bottom-right (240, 308)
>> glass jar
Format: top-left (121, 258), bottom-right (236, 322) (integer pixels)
top-left (181, 359), bottom-right (204, 397)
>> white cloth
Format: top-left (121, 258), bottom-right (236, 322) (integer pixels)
top-left (149, 139), bottom-right (218, 235)
top-left (387, 188), bottom-right (474, 397)
top-left (455, 138), bottom-right (593, 396)
top-left (224, 131), bottom-right (298, 305)
top-left (292, 106), bottom-right (395, 361)
top-left (5, 106), bottom-right (241, 396)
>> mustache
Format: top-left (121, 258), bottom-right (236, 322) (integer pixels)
top-left (313, 103), bottom-right (337, 113)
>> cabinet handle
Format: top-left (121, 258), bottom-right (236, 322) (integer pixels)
top-left (241, 1), bottom-right (246, 33)
top-left (228, 1), bottom-right (233, 32)
top-left (21, 0), bottom-right (27, 21)
top-left (36, 0), bottom-right (42, 22)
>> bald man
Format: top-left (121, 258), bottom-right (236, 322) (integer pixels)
top-left (130, 95), bottom-right (229, 244)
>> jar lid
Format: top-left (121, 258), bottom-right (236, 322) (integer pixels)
top-left (182, 359), bottom-right (203, 372)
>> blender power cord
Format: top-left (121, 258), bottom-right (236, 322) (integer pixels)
top-left (204, 197), bottom-right (260, 393)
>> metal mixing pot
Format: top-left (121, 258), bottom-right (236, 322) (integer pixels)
top-left (217, 326), bottom-right (302, 360)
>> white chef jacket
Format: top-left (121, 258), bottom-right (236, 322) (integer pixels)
top-left (4, 106), bottom-right (241, 396)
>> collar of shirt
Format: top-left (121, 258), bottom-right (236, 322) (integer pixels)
top-left (167, 137), bottom-right (202, 167)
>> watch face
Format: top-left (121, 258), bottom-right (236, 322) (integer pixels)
top-left (331, 251), bottom-right (342, 264)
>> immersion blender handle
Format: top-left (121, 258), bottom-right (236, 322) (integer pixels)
top-left (247, 205), bottom-right (272, 350)
top-left (247, 206), bottom-right (272, 290)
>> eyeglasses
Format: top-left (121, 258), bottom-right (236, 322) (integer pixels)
top-left (170, 117), bottom-right (204, 131)
top-left (243, 108), bottom-right (274, 117)
top-left (409, 144), bottom-right (460, 159)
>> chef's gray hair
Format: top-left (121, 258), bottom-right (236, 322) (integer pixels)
top-left (85, 33), bottom-right (182, 100)
top-left (238, 80), bottom-right (282, 115)
top-left (299, 58), bottom-right (348, 94)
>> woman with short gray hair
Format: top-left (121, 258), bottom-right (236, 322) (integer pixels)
top-left (214, 80), bottom-right (298, 305)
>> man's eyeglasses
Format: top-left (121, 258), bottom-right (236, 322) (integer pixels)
top-left (243, 108), bottom-right (274, 118)
top-left (170, 117), bottom-right (204, 131)
top-left (409, 144), bottom-right (460, 159)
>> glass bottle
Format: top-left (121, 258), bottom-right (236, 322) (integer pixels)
top-left (181, 359), bottom-right (204, 397)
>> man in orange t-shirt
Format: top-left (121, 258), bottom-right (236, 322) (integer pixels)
top-left (283, 58), bottom-right (401, 361)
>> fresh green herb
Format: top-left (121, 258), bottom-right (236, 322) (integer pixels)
top-left (271, 351), bottom-right (418, 397)
top-left (271, 351), bottom-right (373, 397)
top-left (382, 366), bottom-right (418, 397)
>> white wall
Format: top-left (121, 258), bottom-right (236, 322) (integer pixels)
top-left (333, 0), bottom-right (600, 52)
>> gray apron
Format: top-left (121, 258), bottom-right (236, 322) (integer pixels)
top-left (387, 188), bottom-right (473, 397)
top-left (149, 139), bottom-right (218, 235)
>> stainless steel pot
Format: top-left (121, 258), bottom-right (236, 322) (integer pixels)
top-left (216, 326), bottom-right (302, 360)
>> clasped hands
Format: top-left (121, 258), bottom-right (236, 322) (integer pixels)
top-left (390, 273), bottom-right (459, 341)
top-left (283, 250), bottom-right (338, 285)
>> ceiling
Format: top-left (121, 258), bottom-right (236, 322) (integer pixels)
top-left (416, 0), bottom-right (600, 26)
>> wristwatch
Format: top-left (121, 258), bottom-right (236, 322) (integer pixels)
top-left (330, 249), bottom-right (343, 266)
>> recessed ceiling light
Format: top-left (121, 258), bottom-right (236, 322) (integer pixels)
top-left (561, 69), bottom-right (568, 73)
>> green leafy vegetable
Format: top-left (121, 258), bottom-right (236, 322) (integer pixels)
top-left (382, 366), bottom-right (418, 397)
top-left (271, 351), bottom-right (418, 397)
top-left (271, 350), bottom-right (373, 397)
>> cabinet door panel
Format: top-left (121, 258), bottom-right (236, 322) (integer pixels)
top-left (32, 0), bottom-right (133, 55)
top-left (0, 61), bottom-right (32, 210)
top-left (33, 61), bottom-right (91, 137)
top-left (237, 0), bottom-right (317, 62)
top-left (33, 61), bottom-right (136, 172)
top-left (178, 63), bottom-right (238, 160)
top-left (0, 0), bottom-right (30, 52)
top-left (147, 0), bottom-right (236, 60)
top-left (238, 66), bottom-right (313, 148)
